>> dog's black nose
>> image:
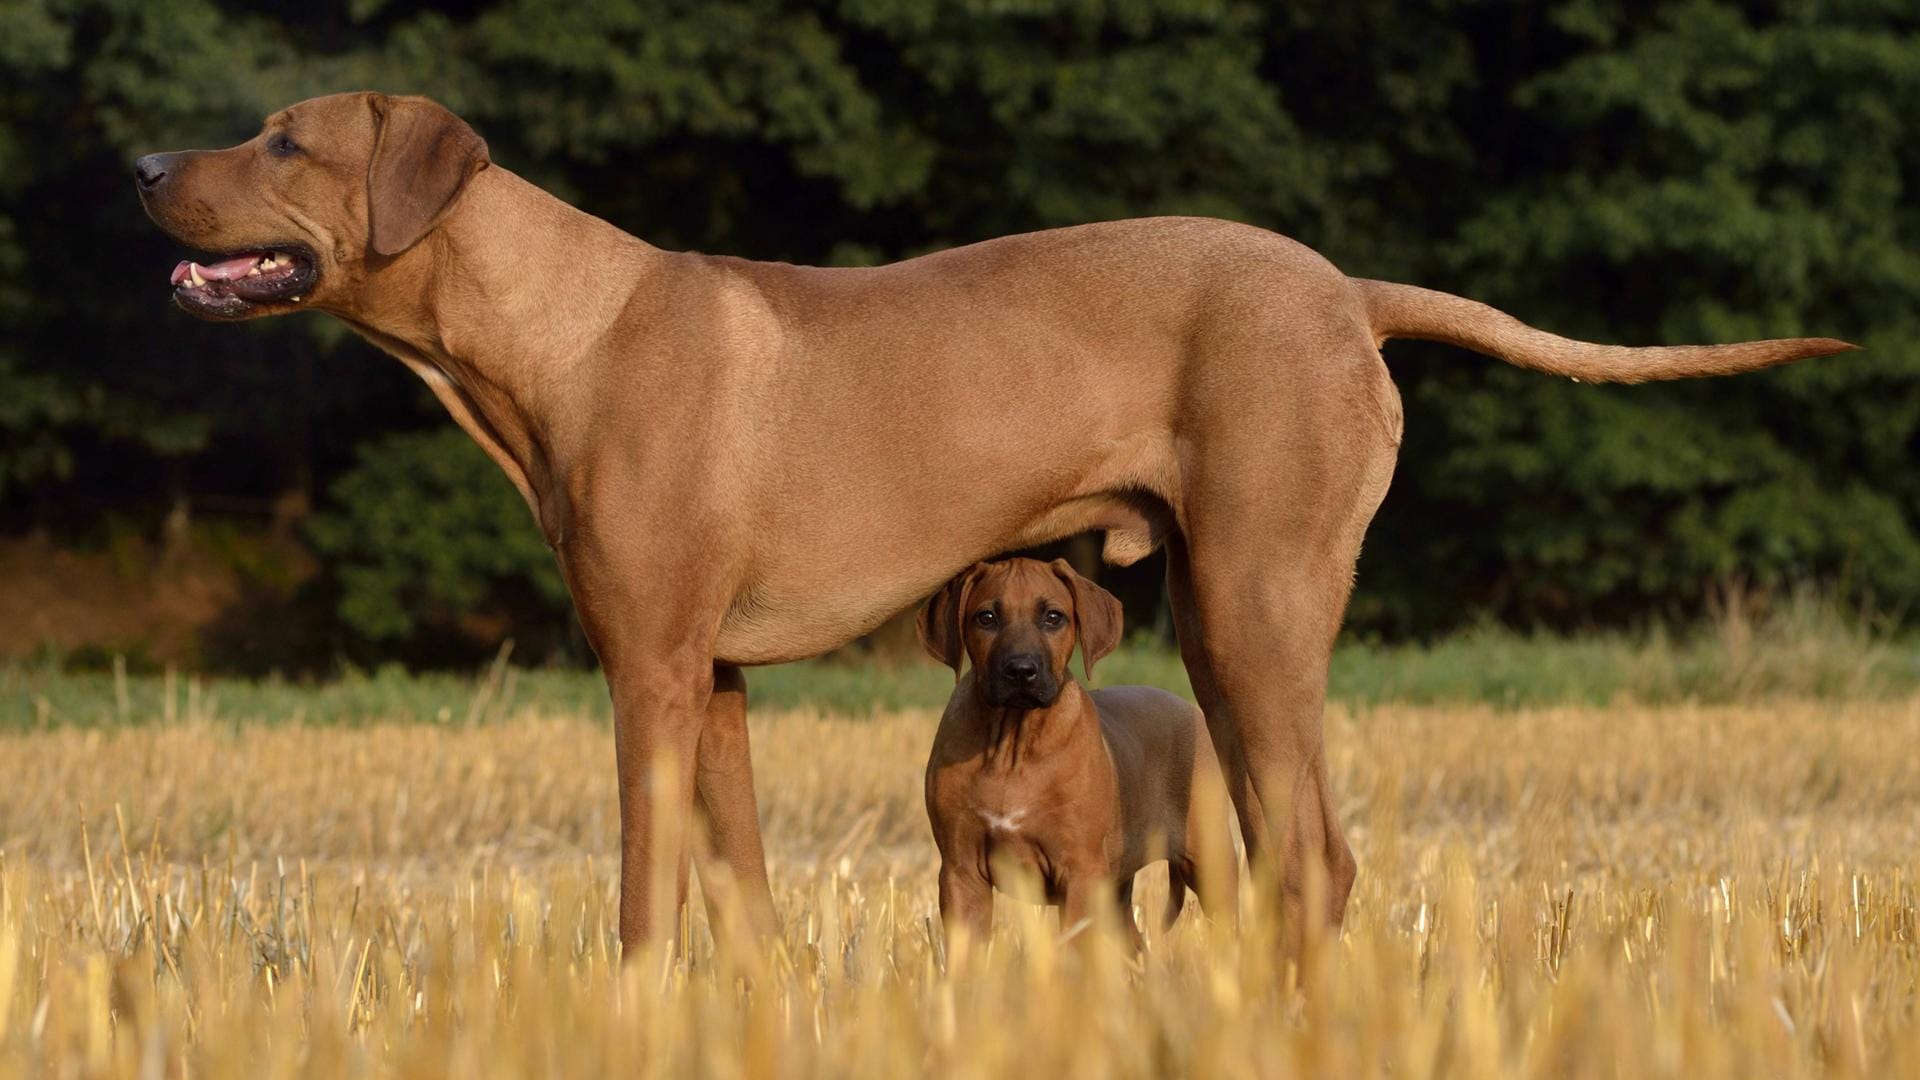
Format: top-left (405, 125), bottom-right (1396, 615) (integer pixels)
top-left (134, 153), bottom-right (174, 191)
top-left (1000, 656), bottom-right (1041, 683)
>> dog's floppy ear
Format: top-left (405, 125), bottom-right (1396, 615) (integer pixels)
top-left (917, 564), bottom-right (988, 677)
top-left (1050, 559), bottom-right (1123, 680)
top-left (366, 94), bottom-right (489, 257)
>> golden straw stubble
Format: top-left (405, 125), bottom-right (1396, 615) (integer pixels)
top-left (0, 698), bottom-right (1915, 1077)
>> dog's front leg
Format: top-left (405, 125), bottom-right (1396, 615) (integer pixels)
top-left (560, 525), bottom-right (735, 960)
top-left (1058, 873), bottom-right (1112, 946)
top-left (938, 863), bottom-right (993, 954)
top-left (693, 664), bottom-right (779, 939)
top-left (603, 646), bottom-right (714, 959)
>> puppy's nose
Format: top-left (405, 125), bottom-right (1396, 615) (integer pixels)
top-left (1001, 656), bottom-right (1041, 684)
top-left (134, 153), bottom-right (175, 192)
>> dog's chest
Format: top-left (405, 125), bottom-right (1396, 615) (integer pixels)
top-left (967, 795), bottom-right (1059, 890)
top-left (960, 772), bottom-right (1069, 859)
top-left (976, 806), bottom-right (1030, 835)
top-left (959, 770), bottom-right (1042, 838)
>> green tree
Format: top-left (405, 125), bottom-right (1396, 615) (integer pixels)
top-left (306, 428), bottom-right (571, 652)
top-left (1, 0), bottom-right (1915, 660)
top-left (1361, 0), bottom-right (1920, 630)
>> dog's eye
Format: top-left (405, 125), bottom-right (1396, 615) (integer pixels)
top-left (972, 610), bottom-right (997, 629)
top-left (1042, 610), bottom-right (1067, 628)
top-left (267, 133), bottom-right (301, 158)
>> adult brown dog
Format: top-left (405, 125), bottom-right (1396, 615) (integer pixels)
top-left (133, 91), bottom-right (1854, 955)
top-left (920, 559), bottom-right (1235, 947)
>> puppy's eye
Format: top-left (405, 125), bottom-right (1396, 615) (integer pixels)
top-left (973, 610), bottom-right (997, 629)
top-left (1042, 610), bottom-right (1067, 629)
top-left (267, 133), bottom-right (300, 158)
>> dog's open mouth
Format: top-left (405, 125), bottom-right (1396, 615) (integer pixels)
top-left (169, 247), bottom-right (317, 319)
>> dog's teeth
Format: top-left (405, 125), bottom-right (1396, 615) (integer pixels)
top-left (290, 295), bottom-right (303, 302)
top-left (188, 265), bottom-right (204, 287)
top-left (247, 266), bottom-right (260, 276)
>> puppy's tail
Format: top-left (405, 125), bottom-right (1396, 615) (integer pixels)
top-left (1353, 278), bottom-right (1856, 384)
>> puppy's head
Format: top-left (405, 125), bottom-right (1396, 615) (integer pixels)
top-left (134, 92), bottom-right (488, 321)
top-left (917, 558), bottom-right (1123, 709)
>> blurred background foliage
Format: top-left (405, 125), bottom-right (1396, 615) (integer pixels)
top-left (0, 0), bottom-right (1915, 671)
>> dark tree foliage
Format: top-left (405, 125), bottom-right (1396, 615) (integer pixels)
top-left (1, 0), bottom-right (1913, 660)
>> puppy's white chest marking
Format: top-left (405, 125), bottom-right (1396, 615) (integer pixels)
top-left (978, 807), bottom-right (1028, 835)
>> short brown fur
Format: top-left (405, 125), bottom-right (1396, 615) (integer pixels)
top-left (920, 559), bottom-right (1236, 946)
top-left (135, 93), bottom-right (1857, 956)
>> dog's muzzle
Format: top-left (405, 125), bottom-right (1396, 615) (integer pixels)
top-left (984, 651), bottom-right (1059, 709)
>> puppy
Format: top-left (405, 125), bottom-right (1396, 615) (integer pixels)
top-left (919, 557), bottom-right (1236, 946)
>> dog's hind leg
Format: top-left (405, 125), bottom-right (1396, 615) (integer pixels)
top-left (1169, 530), bottom-right (1358, 953)
top-left (1166, 337), bottom-right (1399, 954)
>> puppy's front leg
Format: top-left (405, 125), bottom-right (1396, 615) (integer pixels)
top-left (1115, 876), bottom-right (1145, 952)
top-left (1059, 872), bottom-right (1114, 945)
top-left (938, 863), bottom-right (993, 952)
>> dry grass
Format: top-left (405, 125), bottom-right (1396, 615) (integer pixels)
top-left (2, 698), bottom-right (1918, 1076)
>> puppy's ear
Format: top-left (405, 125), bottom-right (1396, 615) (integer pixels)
top-left (917, 564), bottom-right (987, 677)
top-left (1050, 559), bottom-right (1123, 680)
top-left (366, 94), bottom-right (490, 257)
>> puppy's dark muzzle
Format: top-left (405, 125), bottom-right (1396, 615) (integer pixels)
top-left (984, 652), bottom-right (1059, 708)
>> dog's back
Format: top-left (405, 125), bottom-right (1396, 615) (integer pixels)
top-left (1093, 686), bottom-right (1234, 912)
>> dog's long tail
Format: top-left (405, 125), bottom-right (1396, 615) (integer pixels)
top-left (1353, 278), bottom-right (1856, 384)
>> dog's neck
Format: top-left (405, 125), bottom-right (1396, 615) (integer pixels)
top-left (331, 166), bottom-right (671, 539)
top-left (362, 168), bottom-right (664, 369)
top-left (967, 675), bottom-right (1094, 772)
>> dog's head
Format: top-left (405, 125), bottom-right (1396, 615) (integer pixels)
top-left (134, 92), bottom-right (488, 321)
top-left (917, 557), bottom-right (1123, 709)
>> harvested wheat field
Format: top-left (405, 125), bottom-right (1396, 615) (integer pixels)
top-left (1, 696), bottom-right (1917, 1077)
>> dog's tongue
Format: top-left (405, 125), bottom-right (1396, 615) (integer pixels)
top-left (170, 253), bottom-right (263, 285)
